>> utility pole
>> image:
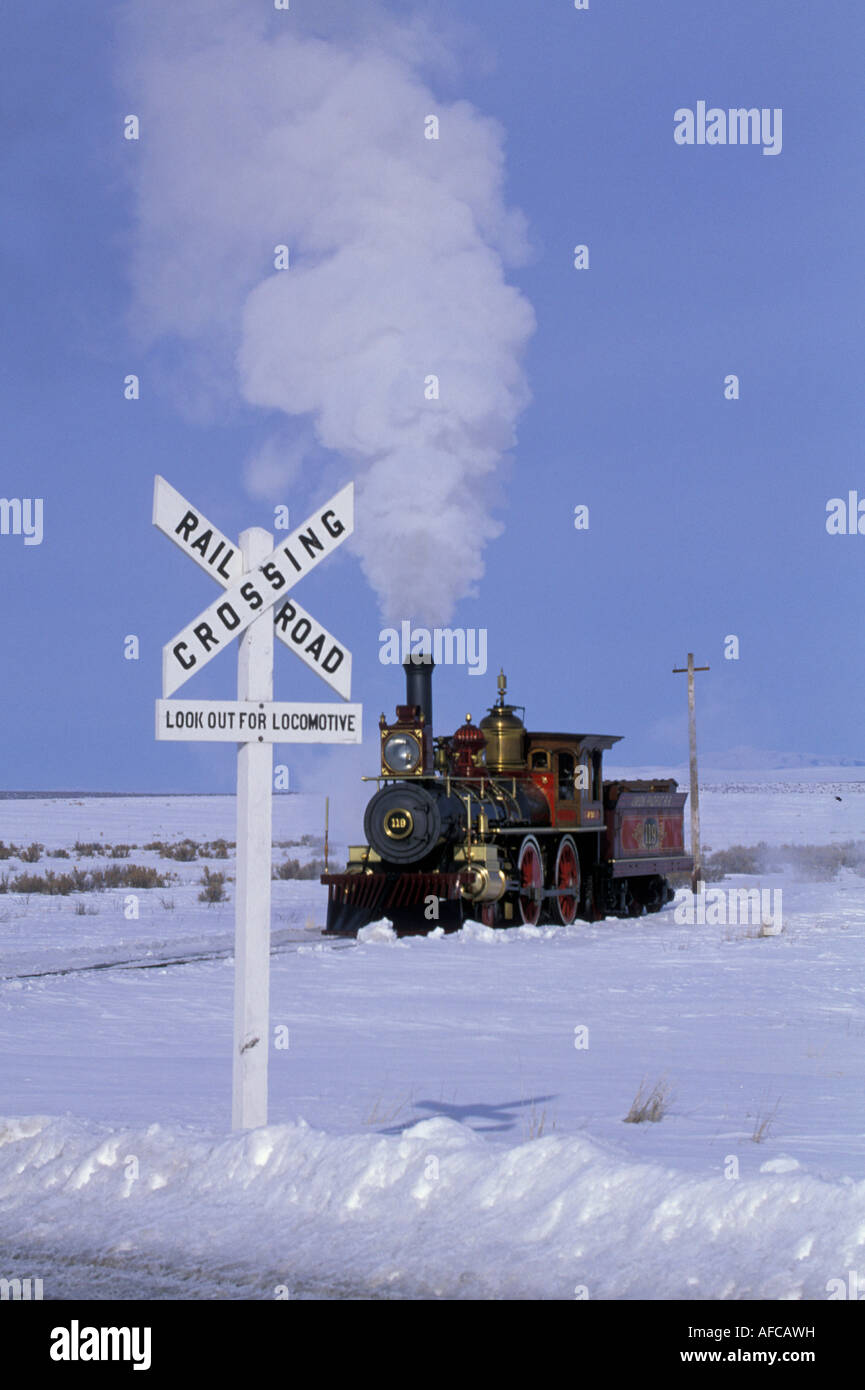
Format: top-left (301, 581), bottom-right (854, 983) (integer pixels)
top-left (672, 653), bottom-right (710, 894)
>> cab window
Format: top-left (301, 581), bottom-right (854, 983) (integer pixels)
top-left (531, 750), bottom-right (549, 770)
top-left (557, 751), bottom-right (576, 801)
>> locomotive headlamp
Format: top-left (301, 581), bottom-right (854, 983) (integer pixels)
top-left (383, 732), bottom-right (421, 773)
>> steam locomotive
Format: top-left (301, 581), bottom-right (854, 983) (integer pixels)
top-left (322, 658), bottom-right (693, 934)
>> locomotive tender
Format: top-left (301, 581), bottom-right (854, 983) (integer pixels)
top-left (322, 657), bottom-right (693, 934)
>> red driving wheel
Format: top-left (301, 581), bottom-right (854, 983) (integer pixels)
top-left (517, 836), bottom-right (544, 925)
top-left (554, 836), bottom-right (580, 925)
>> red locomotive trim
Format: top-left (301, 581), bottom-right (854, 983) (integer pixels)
top-left (616, 813), bottom-right (685, 854)
top-left (530, 771), bottom-right (556, 819)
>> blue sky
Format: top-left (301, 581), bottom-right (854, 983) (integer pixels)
top-left (1, 0), bottom-right (863, 792)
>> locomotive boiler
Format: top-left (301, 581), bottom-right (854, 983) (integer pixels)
top-left (322, 658), bottom-right (693, 934)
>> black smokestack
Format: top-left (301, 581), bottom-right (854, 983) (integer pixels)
top-left (403, 654), bottom-right (434, 731)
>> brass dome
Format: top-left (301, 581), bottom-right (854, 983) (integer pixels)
top-left (479, 670), bottom-right (526, 773)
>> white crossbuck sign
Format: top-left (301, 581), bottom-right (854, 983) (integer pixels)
top-left (153, 475), bottom-right (354, 700)
top-left (152, 476), bottom-right (361, 1133)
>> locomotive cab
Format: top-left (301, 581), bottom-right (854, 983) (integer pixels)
top-left (526, 736), bottom-right (608, 830)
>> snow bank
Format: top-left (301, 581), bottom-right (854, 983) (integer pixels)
top-left (1, 1113), bottom-right (862, 1300)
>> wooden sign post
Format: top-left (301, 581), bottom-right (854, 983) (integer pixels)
top-left (153, 479), bottom-right (360, 1130)
top-left (672, 652), bottom-right (710, 894)
top-left (233, 527), bottom-right (274, 1130)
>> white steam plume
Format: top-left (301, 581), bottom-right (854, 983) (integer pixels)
top-left (120, 0), bottom-right (535, 625)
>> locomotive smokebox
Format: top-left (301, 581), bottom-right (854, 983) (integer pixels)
top-left (403, 654), bottom-right (434, 729)
top-left (365, 782), bottom-right (447, 864)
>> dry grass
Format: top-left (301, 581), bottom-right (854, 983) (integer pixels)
top-left (161, 839), bottom-right (198, 862)
top-left (0, 864), bottom-right (173, 895)
top-left (272, 857), bottom-right (327, 880)
top-left (198, 867), bottom-right (228, 904)
top-left (522, 1101), bottom-right (556, 1140)
top-left (750, 1093), bottom-right (781, 1143)
top-left (362, 1092), bottom-right (414, 1126)
top-left (144, 838), bottom-right (232, 860)
top-left (624, 1076), bottom-right (672, 1124)
top-left (701, 840), bottom-right (865, 883)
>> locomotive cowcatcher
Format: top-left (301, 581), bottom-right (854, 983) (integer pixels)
top-left (322, 657), bottom-right (693, 934)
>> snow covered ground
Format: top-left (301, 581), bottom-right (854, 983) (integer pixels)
top-left (0, 777), bottom-right (863, 1299)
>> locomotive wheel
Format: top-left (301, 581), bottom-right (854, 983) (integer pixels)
top-left (517, 835), bottom-right (544, 926)
top-left (636, 875), bottom-right (672, 913)
top-left (582, 869), bottom-right (603, 921)
top-left (624, 881), bottom-right (644, 917)
top-left (554, 836), bottom-right (580, 925)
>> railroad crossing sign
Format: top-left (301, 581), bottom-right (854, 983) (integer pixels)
top-left (152, 476), bottom-right (361, 1132)
top-left (153, 475), bottom-right (353, 699)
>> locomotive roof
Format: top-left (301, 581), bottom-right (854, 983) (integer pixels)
top-left (527, 732), bottom-right (622, 749)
